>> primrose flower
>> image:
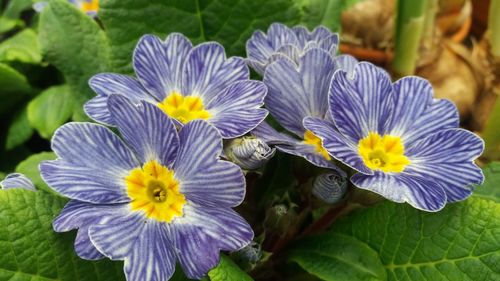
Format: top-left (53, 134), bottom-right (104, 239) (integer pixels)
top-left (246, 23), bottom-right (341, 75)
top-left (224, 136), bottom-right (276, 170)
top-left (0, 173), bottom-right (36, 191)
top-left (304, 62), bottom-right (484, 212)
top-left (252, 45), bottom-right (356, 171)
top-left (34, 0), bottom-right (99, 17)
top-left (85, 33), bottom-right (267, 139)
top-left (41, 95), bottom-right (253, 280)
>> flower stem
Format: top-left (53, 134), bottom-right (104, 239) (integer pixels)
top-left (391, 0), bottom-right (429, 77)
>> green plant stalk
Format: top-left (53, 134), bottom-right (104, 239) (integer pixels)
top-left (482, 0), bottom-right (500, 160)
top-left (391, 0), bottom-right (429, 77)
top-left (490, 0), bottom-right (500, 57)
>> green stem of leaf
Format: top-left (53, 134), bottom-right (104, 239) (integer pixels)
top-left (490, 0), bottom-right (500, 57)
top-left (391, 0), bottom-right (429, 77)
top-left (481, 97), bottom-right (500, 160)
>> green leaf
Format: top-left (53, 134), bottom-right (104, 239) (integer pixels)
top-left (332, 198), bottom-right (500, 281)
top-left (0, 189), bottom-right (126, 281)
top-left (474, 162), bottom-right (500, 203)
top-left (28, 85), bottom-right (74, 139)
top-left (208, 255), bottom-right (253, 281)
top-left (38, 0), bottom-right (110, 120)
top-left (0, 63), bottom-right (32, 113)
top-left (5, 105), bottom-right (33, 150)
top-left (298, 0), bottom-right (344, 32)
top-left (2, 0), bottom-right (32, 19)
top-left (99, 0), bottom-right (301, 73)
top-left (15, 152), bottom-right (57, 194)
top-left (288, 233), bottom-right (386, 281)
top-left (0, 29), bottom-right (42, 63)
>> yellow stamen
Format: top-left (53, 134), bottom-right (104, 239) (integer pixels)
top-left (358, 132), bottom-right (410, 173)
top-left (80, 0), bottom-right (99, 13)
top-left (125, 161), bottom-right (186, 222)
top-left (157, 91), bottom-right (211, 124)
top-left (303, 130), bottom-right (331, 160)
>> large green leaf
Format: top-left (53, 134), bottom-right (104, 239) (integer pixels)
top-left (0, 189), bottom-right (126, 281)
top-left (331, 198), bottom-right (500, 281)
top-left (0, 63), bottom-right (32, 113)
top-left (38, 0), bottom-right (110, 120)
top-left (298, 0), bottom-right (344, 32)
top-left (288, 233), bottom-right (386, 281)
top-left (28, 85), bottom-right (74, 139)
top-left (5, 105), bottom-right (33, 150)
top-left (99, 0), bottom-right (301, 73)
top-left (15, 152), bottom-right (57, 194)
top-left (474, 162), bottom-right (500, 203)
top-left (208, 255), bottom-right (253, 281)
top-left (0, 29), bottom-right (41, 64)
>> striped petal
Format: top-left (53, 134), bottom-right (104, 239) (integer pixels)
top-left (402, 98), bottom-right (459, 146)
top-left (173, 120), bottom-right (222, 179)
top-left (251, 121), bottom-right (298, 146)
top-left (351, 172), bottom-right (446, 212)
top-left (89, 214), bottom-right (176, 281)
top-left (40, 122), bottom-right (138, 203)
top-left (264, 48), bottom-right (336, 136)
top-left (133, 34), bottom-right (192, 101)
top-left (246, 23), bottom-right (299, 73)
top-left (0, 173), bottom-right (35, 190)
top-left (276, 141), bottom-right (342, 170)
top-left (53, 201), bottom-right (126, 260)
top-left (180, 160), bottom-right (245, 208)
top-left (406, 129), bottom-right (484, 202)
top-left (108, 95), bottom-right (179, 166)
top-left (182, 42), bottom-right (248, 103)
top-left (86, 73), bottom-right (154, 125)
top-left (165, 223), bottom-right (219, 279)
top-left (179, 204), bottom-right (253, 252)
top-left (207, 80), bottom-right (268, 138)
top-left (303, 117), bottom-right (372, 174)
top-left (334, 55), bottom-right (357, 75)
top-left (329, 62), bottom-right (393, 142)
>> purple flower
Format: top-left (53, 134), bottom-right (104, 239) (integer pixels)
top-left (41, 95), bottom-right (253, 280)
top-left (249, 30), bottom-right (355, 172)
top-left (0, 173), bottom-right (36, 191)
top-left (304, 62), bottom-right (484, 212)
top-left (246, 23), bottom-right (343, 75)
top-left (84, 33), bottom-right (267, 139)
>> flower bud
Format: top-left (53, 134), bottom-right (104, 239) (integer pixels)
top-left (312, 171), bottom-right (347, 204)
top-left (0, 173), bottom-right (36, 191)
top-left (224, 136), bottom-right (276, 170)
top-left (234, 241), bottom-right (262, 264)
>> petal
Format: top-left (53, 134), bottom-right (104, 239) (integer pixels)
top-left (89, 214), bottom-right (176, 281)
top-left (179, 204), bottom-right (253, 251)
top-left (386, 77), bottom-right (433, 138)
top-left (251, 121), bottom-right (298, 146)
top-left (329, 62), bottom-right (393, 142)
top-left (86, 73), bottom-right (154, 125)
top-left (264, 48), bottom-right (336, 136)
top-left (108, 95), bottom-right (179, 166)
top-left (54, 201), bottom-right (126, 260)
top-left (207, 80), bottom-right (268, 138)
top-left (303, 117), bottom-right (372, 174)
top-left (246, 23), bottom-right (298, 70)
top-left (351, 172), bottom-right (446, 212)
top-left (406, 129), bottom-right (484, 202)
top-left (180, 160), bottom-right (245, 208)
top-left (0, 173), bottom-right (35, 190)
top-left (403, 99), bottom-right (459, 145)
top-left (172, 120), bottom-right (222, 181)
top-left (40, 160), bottom-right (130, 203)
top-left (40, 122), bottom-right (138, 203)
top-left (275, 141), bottom-right (344, 171)
top-left (133, 34), bottom-right (192, 101)
top-left (334, 55), bottom-right (357, 75)
top-left (165, 223), bottom-right (219, 279)
top-left (182, 42), bottom-right (248, 103)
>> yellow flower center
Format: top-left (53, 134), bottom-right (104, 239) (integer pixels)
top-left (358, 132), bottom-right (410, 173)
top-left (303, 130), bottom-right (331, 160)
top-left (81, 0), bottom-right (99, 13)
top-left (125, 160), bottom-right (186, 222)
top-left (157, 92), bottom-right (211, 124)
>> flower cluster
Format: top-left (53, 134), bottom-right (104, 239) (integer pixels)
top-left (35, 24), bottom-right (484, 281)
